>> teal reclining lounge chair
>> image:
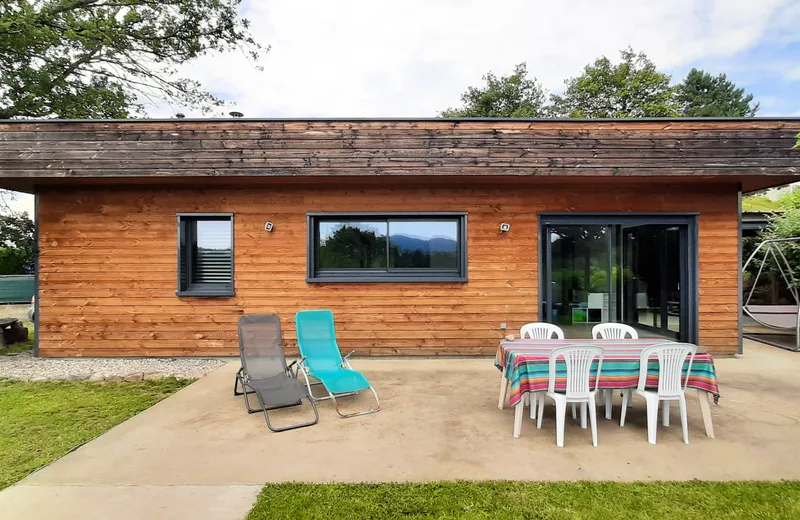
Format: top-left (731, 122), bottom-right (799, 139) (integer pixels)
top-left (295, 310), bottom-right (380, 418)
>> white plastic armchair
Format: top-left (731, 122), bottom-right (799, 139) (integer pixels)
top-left (592, 322), bottom-right (638, 421)
top-left (592, 323), bottom-right (638, 340)
top-left (624, 342), bottom-right (697, 445)
top-left (534, 345), bottom-right (604, 448)
top-left (520, 323), bottom-right (564, 340)
top-left (519, 322), bottom-right (564, 421)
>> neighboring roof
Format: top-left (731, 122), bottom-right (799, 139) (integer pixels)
top-left (1, 118), bottom-right (799, 193)
top-left (742, 210), bottom-right (781, 231)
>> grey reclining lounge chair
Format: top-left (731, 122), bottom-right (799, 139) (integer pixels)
top-left (233, 314), bottom-right (319, 432)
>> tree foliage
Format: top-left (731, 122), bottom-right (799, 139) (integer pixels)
top-left (442, 49), bottom-right (766, 120)
top-left (439, 63), bottom-right (547, 118)
top-left (549, 48), bottom-right (677, 118)
top-left (743, 183), bottom-right (800, 294)
top-left (0, 0), bottom-right (266, 118)
top-left (741, 195), bottom-right (782, 212)
top-left (751, 209), bottom-right (800, 295)
top-left (0, 213), bottom-right (35, 275)
top-left (319, 225), bottom-right (386, 269)
top-left (676, 69), bottom-right (758, 117)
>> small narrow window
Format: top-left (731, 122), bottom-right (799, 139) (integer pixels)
top-left (177, 214), bottom-right (234, 297)
top-left (307, 213), bottom-right (467, 282)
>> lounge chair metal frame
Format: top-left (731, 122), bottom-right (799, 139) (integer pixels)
top-left (233, 314), bottom-right (319, 432)
top-left (296, 350), bottom-right (381, 418)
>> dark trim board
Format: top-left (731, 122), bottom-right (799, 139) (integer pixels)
top-left (33, 192), bottom-right (39, 357)
top-left (738, 185), bottom-right (744, 355)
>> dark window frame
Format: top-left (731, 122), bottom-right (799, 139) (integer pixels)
top-left (176, 212), bottom-right (235, 297)
top-left (306, 212), bottom-right (468, 283)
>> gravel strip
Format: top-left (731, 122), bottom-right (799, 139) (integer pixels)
top-left (0, 352), bottom-right (230, 381)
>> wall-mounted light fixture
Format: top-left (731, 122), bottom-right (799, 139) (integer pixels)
top-left (264, 222), bottom-right (274, 232)
top-left (499, 223), bottom-right (511, 233)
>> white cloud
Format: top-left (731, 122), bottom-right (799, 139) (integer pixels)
top-left (1, 191), bottom-right (34, 218)
top-left (144, 0), bottom-right (800, 118)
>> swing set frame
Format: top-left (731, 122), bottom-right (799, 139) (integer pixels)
top-left (742, 237), bottom-right (800, 351)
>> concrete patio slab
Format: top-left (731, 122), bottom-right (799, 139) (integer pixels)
top-left (0, 484), bottom-right (261, 520)
top-left (2, 339), bottom-right (800, 519)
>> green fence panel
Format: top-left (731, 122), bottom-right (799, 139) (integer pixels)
top-left (0, 275), bottom-right (35, 304)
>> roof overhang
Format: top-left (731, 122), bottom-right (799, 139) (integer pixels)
top-left (1, 118), bottom-right (799, 194)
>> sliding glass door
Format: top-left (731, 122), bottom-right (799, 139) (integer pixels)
top-left (541, 215), bottom-right (697, 342)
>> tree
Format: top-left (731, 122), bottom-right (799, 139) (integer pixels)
top-left (440, 63), bottom-right (547, 118)
top-left (676, 69), bottom-right (759, 117)
top-left (549, 48), bottom-right (678, 118)
top-left (0, 1), bottom-right (266, 118)
top-left (0, 213), bottom-right (35, 274)
top-left (318, 225), bottom-right (386, 269)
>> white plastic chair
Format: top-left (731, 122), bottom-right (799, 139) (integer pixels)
top-left (592, 323), bottom-right (638, 340)
top-left (520, 322), bottom-right (564, 340)
top-left (518, 323), bottom-right (565, 421)
top-left (592, 323), bottom-right (638, 421)
top-left (535, 345), bottom-right (604, 448)
top-left (621, 342), bottom-right (697, 445)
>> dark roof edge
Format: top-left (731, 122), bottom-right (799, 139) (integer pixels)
top-left (2, 116), bottom-right (800, 124)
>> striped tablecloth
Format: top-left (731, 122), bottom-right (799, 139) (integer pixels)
top-left (496, 339), bottom-right (720, 407)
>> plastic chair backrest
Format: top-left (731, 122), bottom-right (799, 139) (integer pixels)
top-left (637, 342), bottom-right (697, 397)
top-left (548, 345), bottom-right (604, 398)
top-left (592, 323), bottom-right (638, 340)
top-left (295, 310), bottom-right (344, 371)
top-left (520, 322), bottom-right (564, 339)
top-left (238, 314), bottom-right (287, 380)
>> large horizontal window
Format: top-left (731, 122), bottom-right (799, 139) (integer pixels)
top-left (307, 213), bottom-right (467, 282)
top-left (177, 213), bottom-right (234, 297)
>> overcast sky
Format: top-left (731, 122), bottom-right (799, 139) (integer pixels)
top-left (156, 0), bottom-right (800, 118)
top-left (6, 0), bottom-right (800, 216)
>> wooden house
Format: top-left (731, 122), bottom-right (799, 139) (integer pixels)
top-left (1, 118), bottom-right (799, 357)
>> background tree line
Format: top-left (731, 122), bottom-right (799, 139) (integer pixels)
top-left (441, 48), bottom-right (759, 118)
top-left (0, 210), bottom-right (35, 275)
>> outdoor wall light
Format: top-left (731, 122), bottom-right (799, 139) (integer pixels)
top-left (500, 223), bottom-right (511, 233)
top-left (264, 222), bottom-right (274, 232)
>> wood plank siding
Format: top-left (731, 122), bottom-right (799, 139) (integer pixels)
top-left (2, 118), bottom-right (798, 358)
top-left (37, 182), bottom-right (739, 357)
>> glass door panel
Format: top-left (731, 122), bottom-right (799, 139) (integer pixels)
top-left (665, 227), bottom-right (681, 334)
top-left (613, 224), bottom-right (682, 340)
top-left (547, 225), bottom-right (609, 338)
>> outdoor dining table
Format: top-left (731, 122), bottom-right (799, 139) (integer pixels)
top-left (495, 338), bottom-right (720, 439)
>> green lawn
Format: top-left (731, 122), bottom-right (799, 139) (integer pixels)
top-left (0, 320), bottom-right (34, 356)
top-left (247, 481), bottom-right (800, 520)
top-left (0, 378), bottom-right (192, 490)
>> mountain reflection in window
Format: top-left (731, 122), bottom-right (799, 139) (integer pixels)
top-left (389, 221), bottom-right (458, 269)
